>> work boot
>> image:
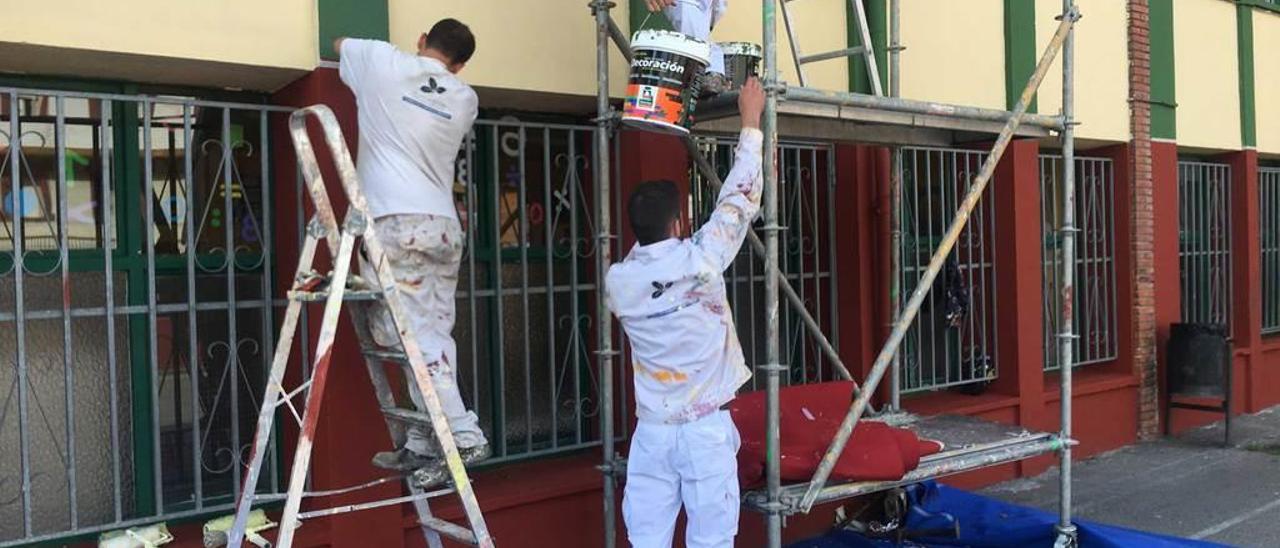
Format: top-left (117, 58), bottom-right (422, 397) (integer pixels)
top-left (371, 447), bottom-right (432, 472)
top-left (699, 72), bottom-right (731, 98)
top-left (411, 443), bottom-right (492, 488)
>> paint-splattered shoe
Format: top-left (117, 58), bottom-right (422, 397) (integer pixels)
top-left (371, 447), bottom-right (432, 472)
top-left (411, 444), bottom-right (492, 488)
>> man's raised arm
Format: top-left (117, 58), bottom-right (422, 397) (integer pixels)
top-left (691, 77), bottom-right (766, 271)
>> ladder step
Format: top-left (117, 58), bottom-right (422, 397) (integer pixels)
top-left (288, 289), bottom-right (383, 302)
top-left (421, 516), bottom-right (480, 545)
top-left (295, 488), bottom-right (458, 521)
top-left (363, 347), bottom-right (410, 363)
top-left (800, 46), bottom-right (868, 65)
top-left (382, 407), bottom-right (432, 424)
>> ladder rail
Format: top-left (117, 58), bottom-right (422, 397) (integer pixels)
top-left (779, 0), bottom-right (884, 95)
top-left (850, 0), bottom-right (884, 95)
top-left (351, 314), bottom-right (448, 548)
top-left (358, 209), bottom-right (494, 545)
top-left (778, 0), bottom-right (808, 87)
top-left (275, 228), bottom-right (360, 548)
top-left (226, 229), bottom-right (322, 547)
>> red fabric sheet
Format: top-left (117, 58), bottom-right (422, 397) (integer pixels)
top-left (729, 381), bottom-right (943, 487)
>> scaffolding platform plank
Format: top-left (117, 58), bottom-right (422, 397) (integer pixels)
top-left (693, 87), bottom-right (1058, 146)
top-left (742, 414), bottom-right (1063, 515)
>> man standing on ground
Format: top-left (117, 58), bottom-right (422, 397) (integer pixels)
top-left (606, 78), bottom-right (765, 548)
top-left (335, 18), bottom-right (489, 487)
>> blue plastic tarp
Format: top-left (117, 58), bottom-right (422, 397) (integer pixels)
top-left (789, 482), bottom-right (1230, 548)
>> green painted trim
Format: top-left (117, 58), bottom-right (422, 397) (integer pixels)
top-left (1150, 0), bottom-right (1177, 140)
top-left (847, 0), bottom-right (887, 94)
top-left (1238, 4), bottom-right (1257, 148)
top-left (318, 0), bottom-right (390, 60)
top-left (1003, 0), bottom-right (1038, 113)
top-left (111, 96), bottom-right (158, 517)
top-left (630, 0), bottom-right (673, 32)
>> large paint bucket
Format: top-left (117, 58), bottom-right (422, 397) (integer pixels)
top-left (720, 42), bottom-right (762, 90)
top-left (623, 30), bottom-right (711, 135)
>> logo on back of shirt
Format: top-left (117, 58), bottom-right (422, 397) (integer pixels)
top-left (650, 280), bottom-right (674, 299)
top-left (420, 77), bottom-right (447, 94)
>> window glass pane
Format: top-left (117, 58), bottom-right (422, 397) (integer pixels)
top-left (141, 104), bottom-right (265, 257)
top-left (0, 272), bottom-right (134, 538)
top-left (154, 274), bottom-right (271, 510)
top-left (1, 96), bottom-right (112, 252)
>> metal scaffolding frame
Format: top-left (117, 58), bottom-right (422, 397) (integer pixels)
top-left (590, 1), bottom-right (1081, 547)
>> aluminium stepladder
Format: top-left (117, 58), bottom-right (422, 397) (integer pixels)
top-left (226, 105), bottom-right (495, 548)
top-left (778, 0), bottom-right (884, 94)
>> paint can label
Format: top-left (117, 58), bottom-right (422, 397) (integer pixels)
top-left (622, 44), bottom-right (707, 135)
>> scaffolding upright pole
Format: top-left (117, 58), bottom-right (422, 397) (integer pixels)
top-left (888, 0), bottom-right (903, 410)
top-left (1056, 0), bottom-right (1078, 544)
top-left (592, 2), bottom-right (618, 547)
top-left (762, 0), bottom-right (784, 545)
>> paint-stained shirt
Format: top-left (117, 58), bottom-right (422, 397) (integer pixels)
top-left (606, 128), bottom-right (763, 425)
top-left (339, 39), bottom-right (477, 220)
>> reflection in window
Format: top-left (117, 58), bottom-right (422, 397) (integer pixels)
top-left (0, 96), bottom-right (111, 252)
top-left (143, 104), bottom-right (265, 257)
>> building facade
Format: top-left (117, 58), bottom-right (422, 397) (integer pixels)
top-left (0, 0), bottom-right (1278, 546)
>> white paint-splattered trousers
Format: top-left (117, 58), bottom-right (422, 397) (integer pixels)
top-left (360, 214), bottom-right (487, 455)
top-left (624, 410), bottom-right (740, 548)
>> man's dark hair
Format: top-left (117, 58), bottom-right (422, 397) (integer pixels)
top-left (628, 180), bottom-right (682, 246)
top-left (425, 18), bottom-right (476, 65)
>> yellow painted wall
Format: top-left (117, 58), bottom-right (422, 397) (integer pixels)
top-left (898, 0), bottom-right (1005, 110)
top-left (1256, 10), bottom-right (1280, 155)
top-left (390, 1), bottom-right (632, 98)
top-left (0, 0), bottom-right (317, 71)
top-left (710, 0), bottom-right (849, 91)
top-left (1174, 0), bottom-right (1240, 150)
top-left (1035, 0), bottom-right (1128, 143)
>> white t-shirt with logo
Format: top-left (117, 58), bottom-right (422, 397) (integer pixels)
top-left (339, 39), bottom-right (478, 220)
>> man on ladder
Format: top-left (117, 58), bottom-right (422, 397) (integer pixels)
top-left (334, 17), bottom-right (490, 486)
top-left (606, 78), bottom-right (764, 548)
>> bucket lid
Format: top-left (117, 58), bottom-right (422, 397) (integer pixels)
top-left (631, 29), bottom-right (711, 65)
top-left (719, 42), bottom-right (762, 57)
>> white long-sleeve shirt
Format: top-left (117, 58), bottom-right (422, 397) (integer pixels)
top-left (606, 128), bottom-right (763, 425)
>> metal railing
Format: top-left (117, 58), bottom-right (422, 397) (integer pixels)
top-left (0, 93), bottom-right (626, 542)
top-left (453, 119), bottom-right (621, 464)
top-left (1177, 160), bottom-right (1233, 331)
top-left (1041, 155), bottom-right (1117, 370)
top-left (897, 147), bottom-right (999, 393)
top-left (0, 87), bottom-right (290, 545)
top-left (687, 136), bottom-right (840, 389)
top-left (1262, 167), bottom-right (1280, 334)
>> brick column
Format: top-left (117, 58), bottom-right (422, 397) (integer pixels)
top-left (1128, 0), bottom-right (1161, 440)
